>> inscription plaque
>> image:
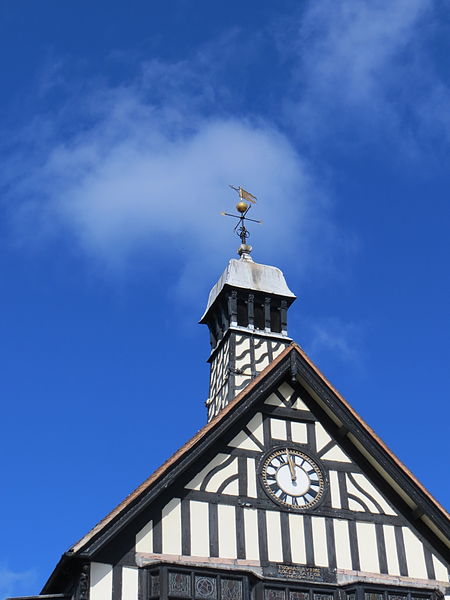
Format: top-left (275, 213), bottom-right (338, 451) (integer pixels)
top-left (263, 564), bottom-right (337, 584)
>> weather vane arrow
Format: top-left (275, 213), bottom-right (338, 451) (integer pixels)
top-left (221, 185), bottom-right (262, 257)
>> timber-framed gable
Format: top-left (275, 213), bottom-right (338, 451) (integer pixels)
top-left (39, 345), bottom-right (449, 600)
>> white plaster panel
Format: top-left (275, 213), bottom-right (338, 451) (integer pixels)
top-left (273, 344), bottom-right (287, 359)
top-left (266, 511), bottom-right (283, 563)
top-left (278, 382), bottom-right (294, 400)
top-left (136, 520), bottom-right (153, 553)
top-left (235, 339), bottom-right (251, 367)
top-left (329, 471), bottom-right (341, 509)
top-left (403, 527), bottom-right (428, 579)
top-left (122, 567), bottom-right (139, 600)
top-left (236, 335), bottom-right (250, 351)
top-left (346, 475), bottom-right (379, 513)
top-left (333, 520), bottom-right (352, 570)
top-left (315, 423), bottom-right (332, 452)
top-left (432, 554), bottom-right (449, 582)
top-left (205, 458), bottom-right (238, 493)
top-left (186, 453), bottom-right (229, 490)
top-left (348, 497), bottom-right (365, 512)
top-left (357, 522), bottom-right (380, 573)
top-left (292, 396), bottom-right (309, 410)
top-left (312, 517), bottom-right (329, 567)
top-left (351, 473), bottom-right (397, 516)
top-left (383, 525), bottom-right (400, 576)
top-left (254, 340), bottom-right (268, 362)
top-left (221, 477), bottom-right (239, 495)
top-left (229, 430), bottom-right (261, 451)
top-left (190, 501), bottom-right (210, 557)
top-left (265, 393), bottom-right (285, 407)
top-left (321, 445), bottom-right (352, 463)
top-left (218, 504), bottom-right (237, 558)
top-left (162, 498), bottom-right (182, 555)
top-left (289, 514), bottom-right (306, 564)
top-left (291, 422), bottom-right (308, 444)
top-left (243, 508), bottom-right (260, 560)
top-left (90, 562), bottom-right (113, 600)
top-left (247, 458), bottom-right (258, 498)
top-left (246, 413), bottom-right (264, 444)
top-left (234, 374), bottom-right (251, 389)
top-left (270, 418), bottom-right (287, 440)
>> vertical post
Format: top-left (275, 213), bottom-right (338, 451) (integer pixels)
top-left (228, 290), bottom-right (238, 327)
top-left (280, 299), bottom-right (288, 336)
top-left (264, 296), bottom-right (271, 332)
top-left (248, 293), bottom-right (255, 330)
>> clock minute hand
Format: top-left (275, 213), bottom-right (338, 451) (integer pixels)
top-left (286, 449), bottom-right (297, 482)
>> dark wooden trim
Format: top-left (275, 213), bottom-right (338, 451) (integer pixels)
top-left (261, 405), bottom-right (316, 422)
top-left (375, 523), bottom-right (388, 574)
top-left (138, 567), bottom-right (147, 600)
top-left (181, 498), bottom-right (191, 556)
top-left (317, 439), bottom-right (336, 458)
top-left (152, 509), bottom-right (162, 555)
top-left (217, 474), bottom-right (239, 495)
top-left (181, 489), bottom-right (406, 526)
top-left (243, 426), bottom-right (265, 452)
top-left (235, 505), bottom-right (246, 559)
top-left (303, 515), bottom-right (314, 565)
top-left (258, 509), bottom-right (269, 563)
top-left (322, 460), bottom-right (363, 473)
top-left (348, 520), bottom-right (360, 571)
top-left (423, 544), bottom-right (436, 580)
top-left (338, 471), bottom-right (348, 510)
top-left (209, 503), bottom-right (219, 557)
top-left (394, 526), bottom-right (408, 576)
top-left (201, 455), bottom-right (235, 492)
top-left (307, 422), bottom-right (317, 453)
top-left (348, 473), bottom-right (384, 514)
top-left (347, 493), bottom-right (370, 513)
top-left (280, 511), bottom-right (292, 564)
top-left (262, 413), bottom-right (271, 447)
top-left (285, 420), bottom-right (292, 442)
top-left (238, 455), bottom-right (247, 497)
top-left (112, 565), bottom-right (122, 600)
top-left (325, 517), bottom-right (337, 569)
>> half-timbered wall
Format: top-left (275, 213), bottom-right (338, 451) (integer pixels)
top-left (135, 383), bottom-right (449, 586)
top-left (83, 379), bottom-right (449, 600)
top-left (206, 332), bottom-right (289, 421)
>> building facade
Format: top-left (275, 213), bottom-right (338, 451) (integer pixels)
top-left (10, 250), bottom-right (450, 600)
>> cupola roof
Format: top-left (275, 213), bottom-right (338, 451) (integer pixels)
top-left (200, 255), bottom-right (296, 323)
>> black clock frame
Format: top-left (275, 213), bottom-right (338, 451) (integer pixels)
top-left (258, 444), bottom-right (328, 512)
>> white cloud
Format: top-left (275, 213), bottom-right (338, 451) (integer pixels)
top-left (282, 0), bottom-right (448, 150)
top-left (305, 317), bottom-right (364, 365)
top-left (2, 57), bottom-right (338, 295)
top-left (0, 564), bottom-right (36, 600)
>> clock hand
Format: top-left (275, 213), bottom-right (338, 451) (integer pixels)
top-left (286, 448), bottom-right (297, 482)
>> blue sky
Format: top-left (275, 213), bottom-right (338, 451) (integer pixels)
top-left (1, 1), bottom-right (449, 597)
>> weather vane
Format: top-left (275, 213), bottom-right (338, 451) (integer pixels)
top-left (221, 186), bottom-right (262, 256)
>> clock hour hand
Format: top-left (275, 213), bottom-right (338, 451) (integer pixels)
top-left (286, 448), bottom-right (297, 482)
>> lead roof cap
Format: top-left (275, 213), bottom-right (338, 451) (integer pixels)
top-left (200, 255), bottom-right (296, 322)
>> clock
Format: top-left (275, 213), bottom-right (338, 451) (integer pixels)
top-left (261, 447), bottom-right (325, 509)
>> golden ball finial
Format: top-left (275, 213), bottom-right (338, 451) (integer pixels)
top-left (236, 200), bottom-right (249, 213)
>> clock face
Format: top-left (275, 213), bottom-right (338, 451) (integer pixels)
top-left (261, 448), bottom-right (325, 509)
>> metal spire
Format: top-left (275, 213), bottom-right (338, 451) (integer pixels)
top-left (221, 186), bottom-right (262, 258)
